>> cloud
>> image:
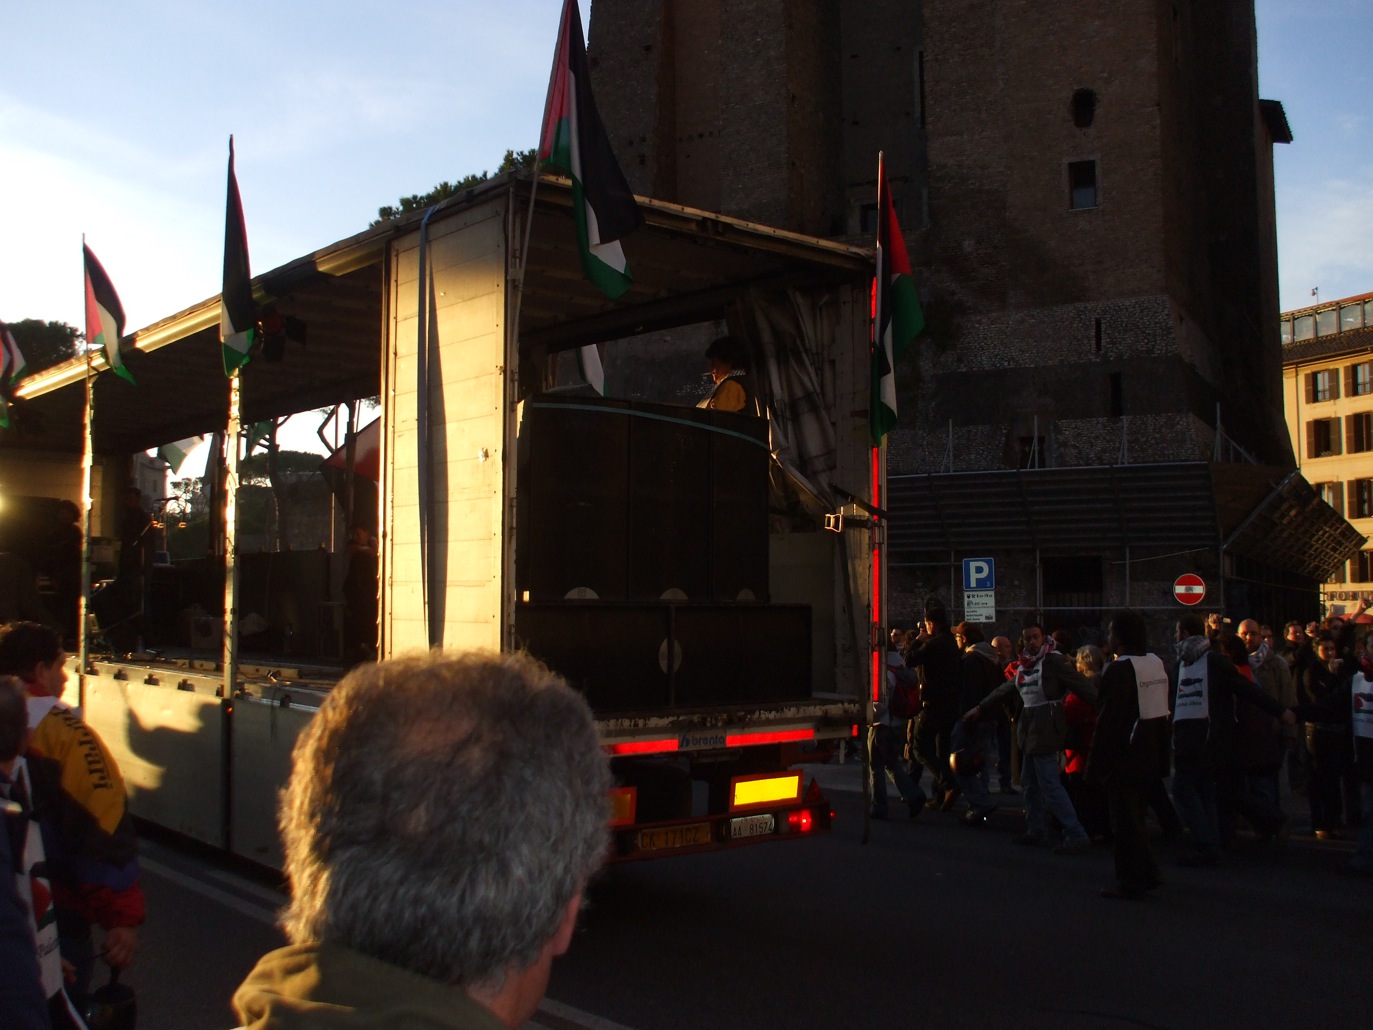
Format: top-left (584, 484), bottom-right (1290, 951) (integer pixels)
top-left (1278, 167), bottom-right (1373, 309)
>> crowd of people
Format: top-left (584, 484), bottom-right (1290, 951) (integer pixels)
top-left (877, 601), bottom-right (1373, 898)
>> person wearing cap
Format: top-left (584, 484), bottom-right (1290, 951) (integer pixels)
top-left (697, 335), bottom-right (758, 415)
top-left (870, 649), bottom-right (926, 820)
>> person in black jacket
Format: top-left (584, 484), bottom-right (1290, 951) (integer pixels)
top-left (1302, 635), bottom-right (1351, 839)
top-left (1292, 644), bottom-right (1373, 877)
top-left (905, 601), bottom-right (963, 809)
top-left (1170, 613), bottom-right (1295, 867)
top-left (1086, 612), bottom-right (1172, 899)
top-left (950, 623), bottom-right (1005, 824)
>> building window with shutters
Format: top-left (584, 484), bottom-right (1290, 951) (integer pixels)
top-left (1307, 369), bottom-right (1339, 402)
top-left (1351, 412), bottom-right (1373, 453)
top-left (1357, 551), bottom-right (1373, 583)
top-left (1308, 418), bottom-right (1341, 458)
top-left (1351, 361), bottom-right (1373, 397)
top-left (1317, 481), bottom-right (1345, 516)
top-left (1351, 479), bottom-right (1373, 519)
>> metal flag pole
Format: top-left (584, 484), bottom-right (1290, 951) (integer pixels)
top-left (221, 373), bottom-right (242, 697)
top-left (78, 285), bottom-right (95, 706)
top-left (510, 0), bottom-right (573, 366)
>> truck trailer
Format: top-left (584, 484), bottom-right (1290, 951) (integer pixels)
top-left (2, 174), bottom-right (880, 867)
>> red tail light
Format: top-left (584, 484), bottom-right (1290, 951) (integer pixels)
top-left (787, 809), bottom-right (815, 833)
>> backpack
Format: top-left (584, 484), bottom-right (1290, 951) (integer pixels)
top-left (888, 666), bottom-right (922, 721)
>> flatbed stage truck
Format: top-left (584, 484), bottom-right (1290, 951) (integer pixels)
top-left (0, 174), bottom-right (879, 867)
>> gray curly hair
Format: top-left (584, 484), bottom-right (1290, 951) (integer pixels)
top-left (278, 650), bottom-right (610, 987)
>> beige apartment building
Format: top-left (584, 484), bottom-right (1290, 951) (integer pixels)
top-left (1283, 291), bottom-right (1373, 612)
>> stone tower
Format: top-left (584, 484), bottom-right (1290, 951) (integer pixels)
top-left (589, 1), bottom-right (1351, 629)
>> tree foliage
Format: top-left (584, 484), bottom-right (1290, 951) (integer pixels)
top-left (372, 148), bottom-right (538, 226)
top-left (6, 320), bottom-right (81, 374)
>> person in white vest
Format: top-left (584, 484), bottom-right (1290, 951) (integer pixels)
top-left (1170, 613), bottom-right (1294, 867)
top-left (1085, 611), bottom-right (1172, 899)
top-left (963, 622), bottom-right (1096, 853)
top-left (1293, 635), bottom-right (1373, 878)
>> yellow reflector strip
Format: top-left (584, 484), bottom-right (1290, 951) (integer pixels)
top-left (732, 772), bottom-right (802, 810)
top-left (608, 787), bottom-right (637, 827)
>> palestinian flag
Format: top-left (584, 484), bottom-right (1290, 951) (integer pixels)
top-left (244, 420), bottom-right (272, 454)
top-left (1, 321), bottom-right (27, 387)
top-left (870, 154), bottom-right (923, 446)
top-left (84, 243), bottom-right (132, 384)
top-left (576, 343), bottom-right (605, 395)
top-left (159, 436), bottom-right (203, 476)
top-left (221, 135), bottom-right (256, 376)
top-left (538, 0), bottom-right (643, 300)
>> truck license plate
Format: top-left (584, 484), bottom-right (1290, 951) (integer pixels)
top-left (729, 814), bottom-right (776, 839)
top-left (637, 823), bottom-right (712, 853)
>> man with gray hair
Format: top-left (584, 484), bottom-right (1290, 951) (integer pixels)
top-left (232, 651), bottom-right (612, 1029)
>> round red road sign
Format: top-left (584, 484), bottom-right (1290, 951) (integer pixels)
top-left (1173, 573), bottom-right (1206, 606)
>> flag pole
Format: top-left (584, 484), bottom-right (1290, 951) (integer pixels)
top-left (222, 372), bottom-right (242, 698)
top-left (510, 0), bottom-right (573, 375)
top-left (78, 238), bottom-right (94, 706)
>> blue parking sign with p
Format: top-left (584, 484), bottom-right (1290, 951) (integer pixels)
top-left (963, 558), bottom-right (995, 591)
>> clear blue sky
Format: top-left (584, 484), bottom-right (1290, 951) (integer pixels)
top-left (1, 0), bottom-right (1368, 337)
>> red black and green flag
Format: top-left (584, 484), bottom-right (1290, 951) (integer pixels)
top-left (538, 0), bottom-right (643, 301)
top-left (221, 135), bottom-right (255, 376)
top-left (871, 154), bottom-right (924, 445)
top-left (0, 320), bottom-right (26, 428)
top-left (84, 243), bottom-right (132, 384)
top-left (1, 321), bottom-right (27, 388)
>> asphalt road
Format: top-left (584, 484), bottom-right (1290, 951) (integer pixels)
top-left (124, 760), bottom-right (1370, 1029)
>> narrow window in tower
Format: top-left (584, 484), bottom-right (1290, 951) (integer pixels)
top-left (1094, 318), bottom-right (1103, 353)
top-left (1069, 160), bottom-right (1098, 210)
top-left (917, 51), bottom-right (926, 128)
top-left (1071, 89), bottom-right (1097, 129)
top-left (1108, 373), bottom-right (1123, 418)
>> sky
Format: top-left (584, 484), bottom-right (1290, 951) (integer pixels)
top-left (1, 0), bottom-right (1369, 349)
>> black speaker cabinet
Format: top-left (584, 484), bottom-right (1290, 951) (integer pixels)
top-left (708, 409), bottom-right (770, 601)
top-left (515, 602), bottom-right (669, 711)
top-left (670, 604), bottom-right (811, 707)
top-left (627, 401), bottom-right (712, 601)
top-left (517, 398), bottom-right (630, 601)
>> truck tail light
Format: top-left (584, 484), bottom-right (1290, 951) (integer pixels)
top-left (787, 809), bottom-right (815, 833)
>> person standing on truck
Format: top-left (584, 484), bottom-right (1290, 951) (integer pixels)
top-left (0, 621), bottom-right (143, 1004)
top-left (697, 335), bottom-right (759, 415)
top-left (233, 650), bottom-right (611, 1030)
top-left (905, 601), bottom-right (962, 809)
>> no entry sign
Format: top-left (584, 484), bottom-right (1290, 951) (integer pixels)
top-left (1174, 573), bottom-right (1206, 606)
